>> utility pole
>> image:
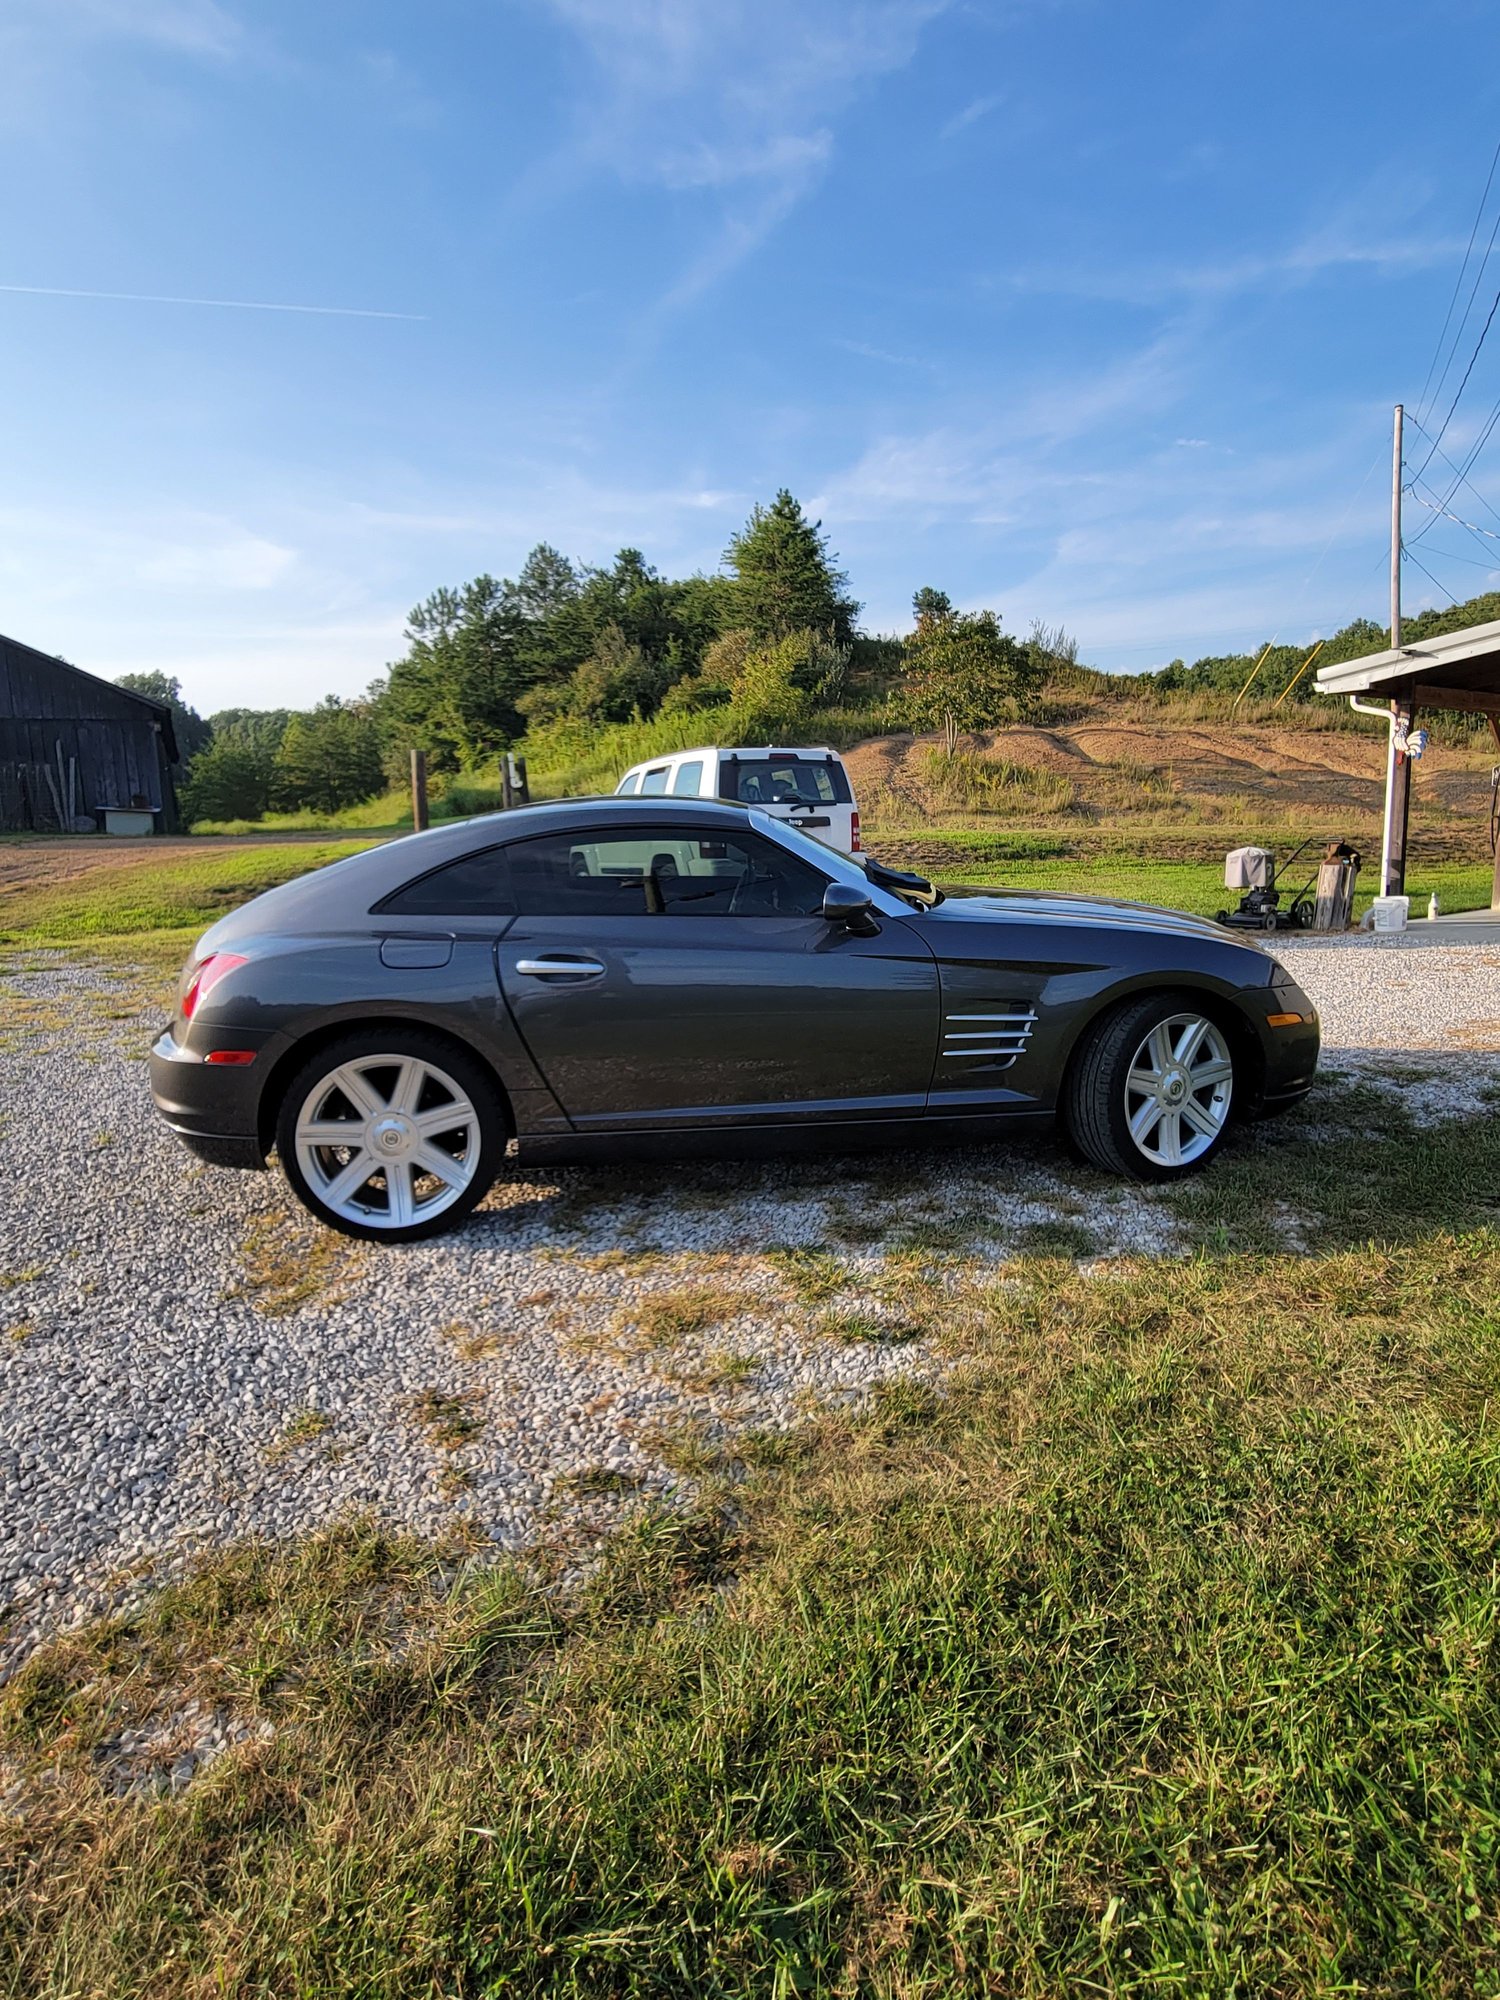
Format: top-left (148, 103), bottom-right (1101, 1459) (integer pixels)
top-left (1390, 402), bottom-right (1403, 650)
top-left (410, 748), bottom-right (429, 833)
top-left (1384, 402), bottom-right (1415, 896)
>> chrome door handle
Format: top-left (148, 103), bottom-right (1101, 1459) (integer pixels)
top-left (514, 956), bottom-right (606, 978)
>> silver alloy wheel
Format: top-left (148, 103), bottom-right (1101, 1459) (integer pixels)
top-left (293, 1053), bottom-right (481, 1230)
top-left (1122, 1012), bottom-right (1233, 1168)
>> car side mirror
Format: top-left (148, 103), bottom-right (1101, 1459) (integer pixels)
top-left (822, 881), bottom-right (879, 934)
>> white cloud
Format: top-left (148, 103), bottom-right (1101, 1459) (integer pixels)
top-left (0, 0), bottom-right (242, 134)
top-left (939, 90), bottom-right (1003, 140)
top-left (528, 0), bottom-right (949, 314)
top-left (997, 228), bottom-right (1461, 308)
top-left (138, 529), bottom-right (295, 591)
top-left (3, 0), bottom-right (240, 60)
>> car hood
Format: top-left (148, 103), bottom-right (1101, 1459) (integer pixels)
top-left (931, 886), bottom-right (1268, 951)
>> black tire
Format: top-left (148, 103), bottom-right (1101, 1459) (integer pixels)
top-left (274, 1028), bottom-right (507, 1242)
top-left (1064, 993), bottom-right (1236, 1183)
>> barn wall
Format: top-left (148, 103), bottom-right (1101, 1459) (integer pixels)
top-left (0, 637), bottom-right (178, 833)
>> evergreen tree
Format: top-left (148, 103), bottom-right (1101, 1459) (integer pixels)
top-left (911, 586), bottom-right (954, 629)
top-left (179, 736), bottom-right (273, 824)
top-left (724, 491), bottom-right (859, 644)
top-left (273, 698), bottom-right (385, 814)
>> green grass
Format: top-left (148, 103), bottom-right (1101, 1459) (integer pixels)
top-left (916, 744), bottom-right (1077, 815)
top-left (868, 837), bottom-right (1496, 919)
top-left (0, 840), bottom-right (373, 946)
top-left (6, 1098), bottom-right (1500, 1994)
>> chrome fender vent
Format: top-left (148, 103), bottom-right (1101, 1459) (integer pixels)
top-left (940, 1008), bottom-right (1037, 1068)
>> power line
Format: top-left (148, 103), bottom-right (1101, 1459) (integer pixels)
top-left (1404, 410), bottom-right (1500, 530)
top-left (1405, 541), bottom-right (1500, 571)
top-left (1403, 544), bottom-right (1459, 604)
top-left (1407, 392), bottom-right (1500, 544)
top-left (1415, 137), bottom-right (1500, 426)
top-left (1409, 275), bottom-right (1500, 485)
top-left (1408, 482), bottom-right (1500, 540)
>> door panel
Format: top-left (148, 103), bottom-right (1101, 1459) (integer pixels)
top-left (497, 913), bottom-right (938, 1128)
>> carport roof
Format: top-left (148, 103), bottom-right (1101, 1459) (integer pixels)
top-left (1314, 615), bottom-right (1500, 714)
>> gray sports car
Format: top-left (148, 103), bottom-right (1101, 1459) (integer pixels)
top-left (149, 797), bottom-right (1320, 1240)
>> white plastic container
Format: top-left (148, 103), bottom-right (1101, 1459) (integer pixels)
top-left (1370, 894), bottom-right (1410, 933)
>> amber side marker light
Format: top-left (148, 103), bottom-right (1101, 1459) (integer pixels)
top-left (1266, 1011), bottom-right (1305, 1028)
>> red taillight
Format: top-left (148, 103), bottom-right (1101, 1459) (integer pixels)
top-left (850, 810), bottom-right (861, 853)
top-left (182, 952), bottom-right (247, 1021)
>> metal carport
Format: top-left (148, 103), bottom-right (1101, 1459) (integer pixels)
top-left (1315, 616), bottom-right (1500, 909)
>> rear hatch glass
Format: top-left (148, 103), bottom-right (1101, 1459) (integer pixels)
top-left (720, 757), bottom-right (851, 805)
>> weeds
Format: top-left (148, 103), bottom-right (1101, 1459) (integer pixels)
top-left (410, 1388), bottom-right (486, 1450)
top-left (614, 1282), bottom-right (744, 1348)
top-left (7, 1232), bottom-right (1500, 1994)
top-left (766, 1246), bottom-right (850, 1304)
top-left (262, 1409), bottom-right (333, 1465)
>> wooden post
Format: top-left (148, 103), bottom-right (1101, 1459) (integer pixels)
top-left (1385, 692), bottom-right (1415, 896)
top-left (410, 748), bottom-right (429, 832)
top-left (501, 759), bottom-right (515, 811)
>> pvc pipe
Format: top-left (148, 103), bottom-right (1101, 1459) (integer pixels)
top-left (1349, 695), bottom-right (1398, 895)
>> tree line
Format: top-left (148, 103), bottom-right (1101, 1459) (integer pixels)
top-left (131, 490), bottom-right (1052, 822)
top-left (120, 489), bottom-right (1500, 826)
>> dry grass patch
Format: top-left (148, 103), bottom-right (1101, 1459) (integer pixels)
top-left (227, 1210), bottom-right (362, 1318)
top-left (612, 1281), bottom-right (747, 1351)
top-left (409, 1388), bottom-right (486, 1451)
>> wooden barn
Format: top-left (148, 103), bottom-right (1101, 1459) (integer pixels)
top-left (0, 633), bottom-right (180, 834)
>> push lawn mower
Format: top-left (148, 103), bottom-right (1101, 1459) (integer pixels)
top-left (1216, 838), bottom-right (1320, 932)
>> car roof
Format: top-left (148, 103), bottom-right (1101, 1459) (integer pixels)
top-left (196, 795), bottom-right (769, 942)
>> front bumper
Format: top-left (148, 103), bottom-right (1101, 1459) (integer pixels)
top-left (148, 1027), bottom-right (269, 1172)
top-left (1246, 975), bottom-right (1321, 1110)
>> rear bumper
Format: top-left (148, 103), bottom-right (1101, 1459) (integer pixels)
top-left (148, 1028), bottom-right (268, 1171)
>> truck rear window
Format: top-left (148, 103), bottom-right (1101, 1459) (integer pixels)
top-left (722, 758), bottom-right (850, 806)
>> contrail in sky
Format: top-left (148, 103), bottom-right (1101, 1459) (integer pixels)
top-left (0, 284), bottom-right (425, 320)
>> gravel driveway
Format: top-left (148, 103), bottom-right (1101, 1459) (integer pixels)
top-left (3, 933), bottom-right (1498, 1676)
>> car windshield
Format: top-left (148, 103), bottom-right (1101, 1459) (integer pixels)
top-left (765, 815), bottom-right (942, 910)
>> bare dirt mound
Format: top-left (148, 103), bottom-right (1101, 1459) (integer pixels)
top-left (847, 701), bottom-right (1495, 850)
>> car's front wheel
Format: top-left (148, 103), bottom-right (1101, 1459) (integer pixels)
top-left (1065, 995), bottom-right (1236, 1181)
top-left (275, 1029), bottom-right (506, 1240)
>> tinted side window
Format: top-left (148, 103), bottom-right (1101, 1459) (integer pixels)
top-left (616, 772), bottom-right (641, 795)
top-left (508, 829), bottom-right (829, 918)
top-left (378, 846), bottom-right (516, 916)
top-left (639, 765), bottom-right (670, 795)
top-left (672, 759), bottom-right (705, 796)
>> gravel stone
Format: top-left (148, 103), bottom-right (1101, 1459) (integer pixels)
top-left (1, 935), bottom-right (1497, 1677)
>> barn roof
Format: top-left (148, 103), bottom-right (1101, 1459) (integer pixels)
top-left (0, 631), bottom-right (180, 760)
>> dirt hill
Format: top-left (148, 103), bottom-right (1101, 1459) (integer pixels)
top-left (847, 703), bottom-right (1498, 862)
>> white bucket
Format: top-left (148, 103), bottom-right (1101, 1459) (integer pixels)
top-left (1371, 894), bottom-right (1410, 933)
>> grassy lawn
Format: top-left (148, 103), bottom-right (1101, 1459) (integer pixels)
top-left (862, 827), bottom-right (1493, 919)
top-left (0, 840), bottom-right (374, 949)
top-left (4, 1086), bottom-right (1500, 1995)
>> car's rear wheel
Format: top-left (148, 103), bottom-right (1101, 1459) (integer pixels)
top-left (275, 1029), bottom-right (506, 1241)
top-left (1065, 995), bottom-right (1235, 1181)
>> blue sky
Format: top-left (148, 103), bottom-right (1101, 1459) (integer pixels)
top-left (3, 0), bottom-right (1499, 712)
